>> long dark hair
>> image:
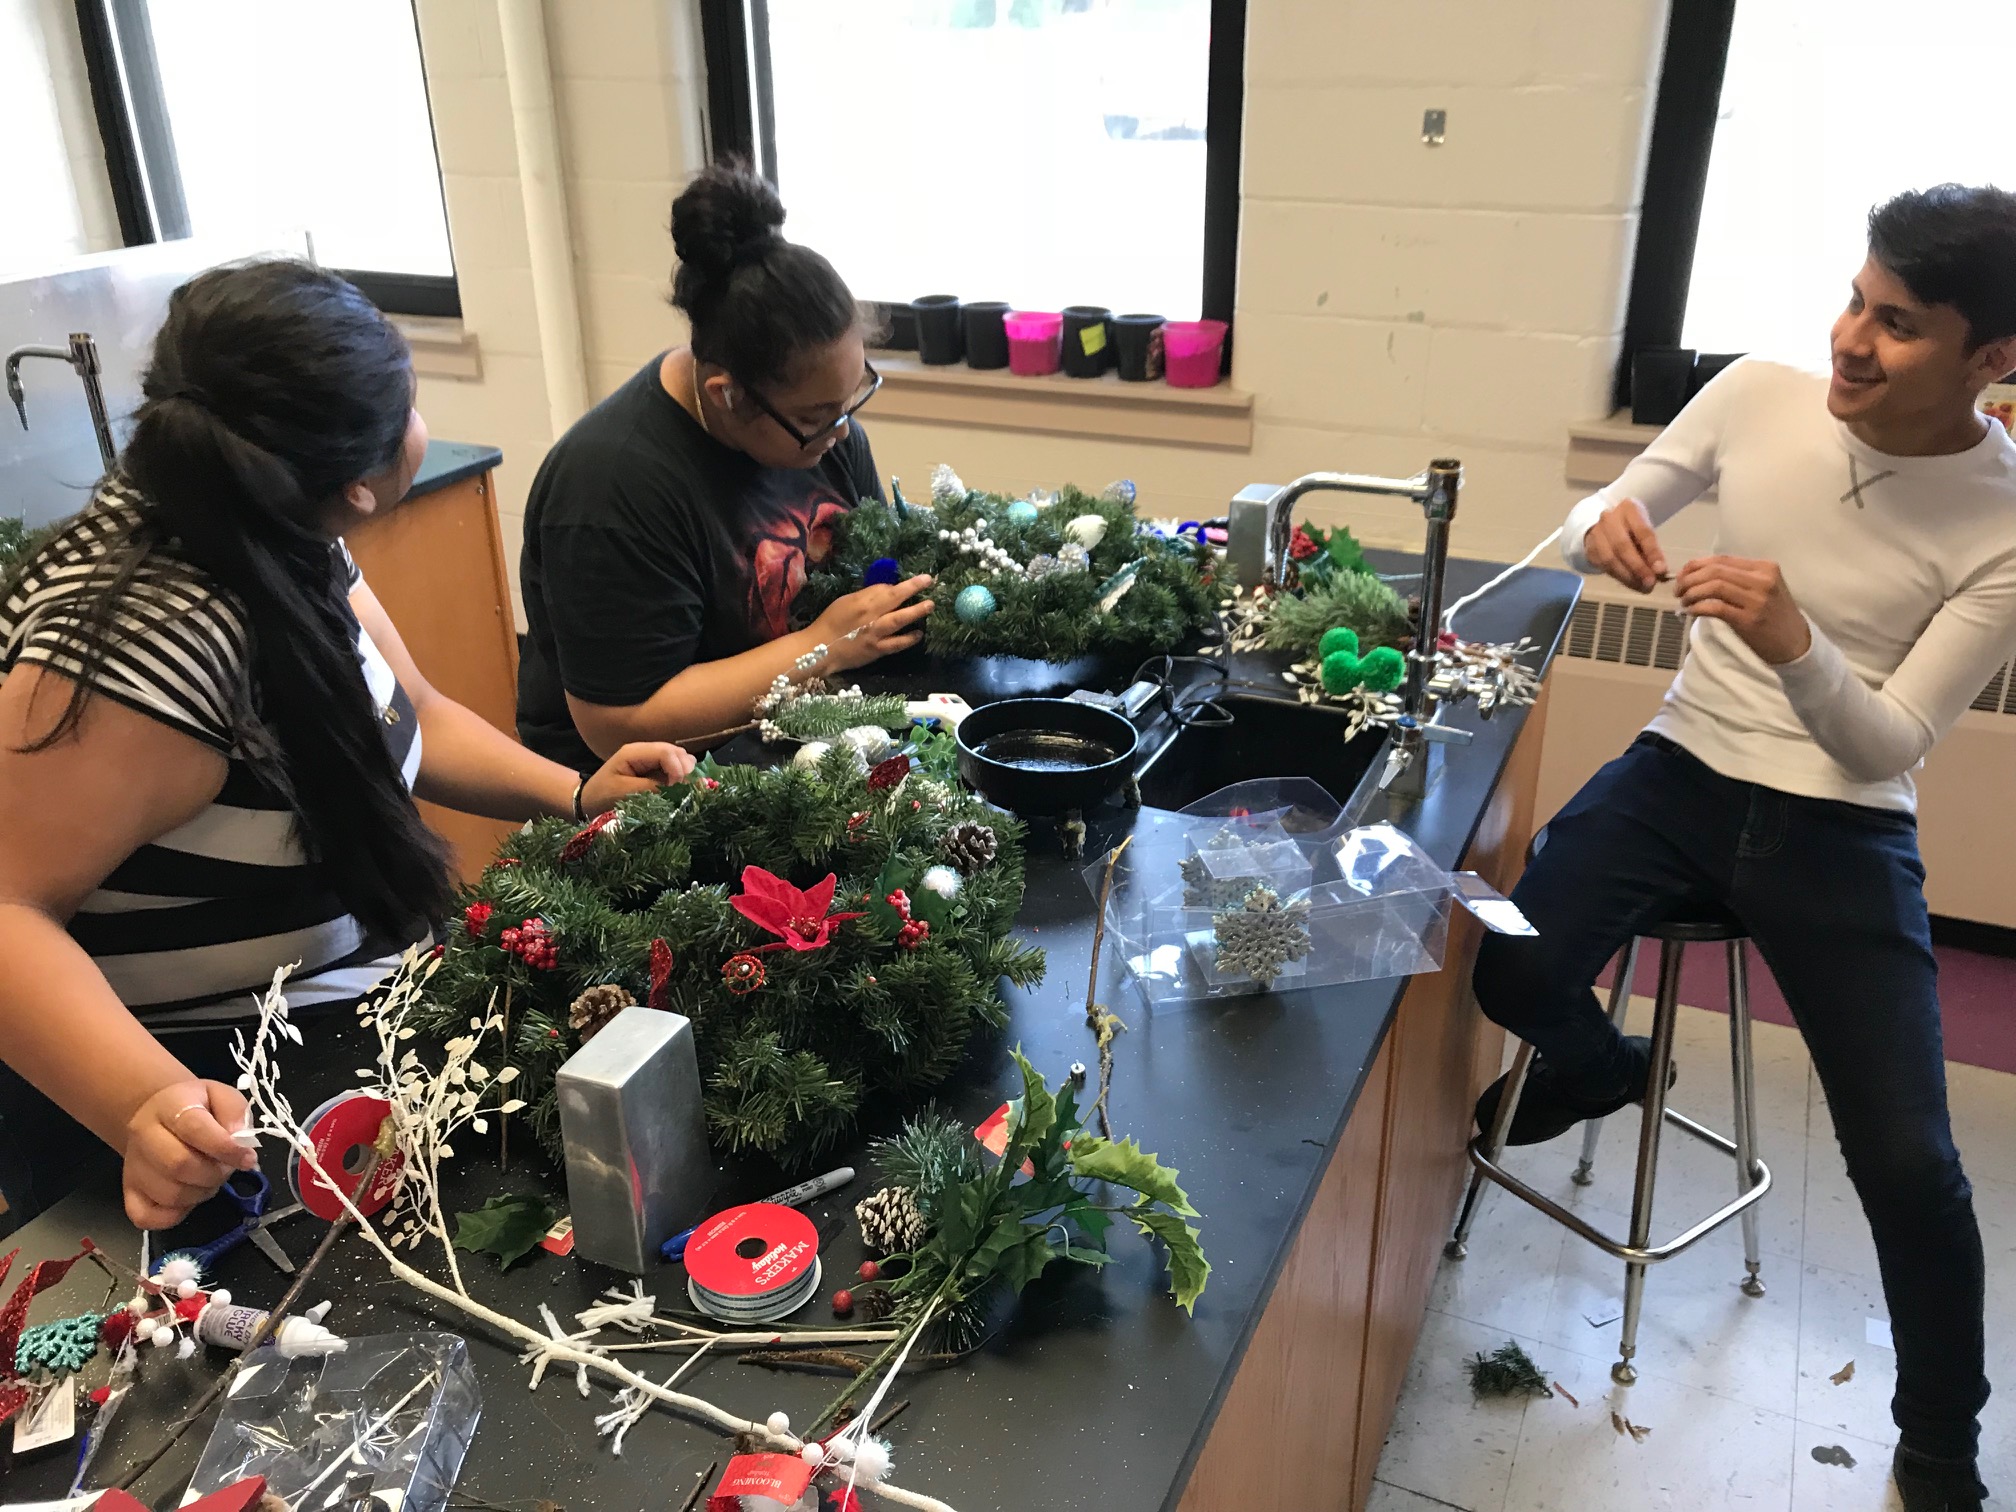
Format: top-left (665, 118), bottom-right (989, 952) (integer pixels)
top-left (669, 161), bottom-right (865, 389)
top-left (16, 259), bottom-right (453, 940)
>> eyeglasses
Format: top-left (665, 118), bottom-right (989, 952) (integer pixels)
top-left (739, 363), bottom-right (883, 451)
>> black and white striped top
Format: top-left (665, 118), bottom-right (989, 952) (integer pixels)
top-left (0, 479), bottom-right (423, 1027)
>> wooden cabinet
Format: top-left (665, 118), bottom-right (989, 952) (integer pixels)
top-left (344, 468), bottom-right (523, 882)
top-left (1179, 681), bottom-right (1550, 1512)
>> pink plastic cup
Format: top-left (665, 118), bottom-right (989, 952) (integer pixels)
top-left (1004, 311), bottom-right (1063, 376)
top-left (1163, 319), bottom-right (1229, 388)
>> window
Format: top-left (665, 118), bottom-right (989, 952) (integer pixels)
top-left (701, 0), bottom-right (1245, 326)
top-left (75, 0), bottom-right (458, 316)
top-left (0, 3), bottom-right (108, 276)
top-left (1622, 0), bottom-right (2016, 392)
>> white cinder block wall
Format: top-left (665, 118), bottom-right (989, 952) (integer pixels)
top-left (408, 0), bottom-right (1675, 625)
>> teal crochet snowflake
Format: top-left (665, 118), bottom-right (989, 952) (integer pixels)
top-left (16, 1312), bottom-right (104, 1376)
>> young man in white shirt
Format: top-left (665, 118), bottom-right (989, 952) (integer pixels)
top-left (1474, 184), bottom-right (2016, 1511)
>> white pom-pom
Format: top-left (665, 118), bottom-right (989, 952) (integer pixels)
top-left (134, 1318), bottom-right (158, 1343)
top-left (176, 1335), bottom-right (197, 1360)
top-left (799, 1442), bottom-right (825, 1466)
top-left (828, 1437), bottom-right (856, 1462)
top-left (149, 1325), bottom-right (174, 1349)
top-left (209, 1289), bottom-right (231, 1309)
top-left (766, 1410), bottom-right (791, 1436)
top-left (126, 1296), bottom-right (150, 1317)
top-left (920, 865), bottom-right (962, 899)
top-left (792, 741), bottom-right (832, 770)
top-left (157, 1256), bottom-right (200, 1288)
top-left (855, 1439), bottom-right (891, 1483)
top-left (176, 1278), bottom-right (198, 1299)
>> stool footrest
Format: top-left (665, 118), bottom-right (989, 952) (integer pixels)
top-left (1463, 1132), bottom-right (1771, 1265)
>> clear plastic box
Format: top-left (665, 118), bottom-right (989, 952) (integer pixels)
top-left (1087, 781), bottom-right (1527, 1004)
top-left (182, 1333), bottom-right (481, 1512)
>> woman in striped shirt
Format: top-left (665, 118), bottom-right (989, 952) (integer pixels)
top-left (0, 260), bottom-right (694, 1230)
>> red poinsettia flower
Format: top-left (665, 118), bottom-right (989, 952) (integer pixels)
top-left (730, 866), bottom-right (866, 952)
top-left (1288, 525), bottom-right (1320, 561)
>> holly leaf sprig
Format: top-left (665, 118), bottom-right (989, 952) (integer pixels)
top-left (452, 1192), bottom-right (557, 1270)
top-left (884, 1049), bottom-right (1210, 1346)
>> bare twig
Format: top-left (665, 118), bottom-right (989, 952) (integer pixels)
top-left (1084, 834), bottom-right (1133, 1138)
top-left (739, 1348), bottom-right (872, 1374)
top-left (676, 1463), bottom-right (716, 1512)
top-left (870, 1397), bottom-right (912, 1436)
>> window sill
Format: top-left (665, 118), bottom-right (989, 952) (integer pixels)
top-left (1565, 411), bottom-right (1663, 488)
top-left (393, 316), bottom-right (483, 382)
top-left (868, 352), bottom-right (1253, 451)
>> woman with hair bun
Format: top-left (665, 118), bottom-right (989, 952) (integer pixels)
top-left (0, 259), bottom-right (695, 1232)
top-left (516, 162), bottom-right (931, 765)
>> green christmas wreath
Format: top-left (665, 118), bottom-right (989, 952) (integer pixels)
top-left (795, 477), bottom-right (1218, 661)
top-left (410, 753), bottom-right (1045, 1166)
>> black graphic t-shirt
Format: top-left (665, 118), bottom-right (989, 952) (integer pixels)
top-left (517, 355), bottom-right (884, 769)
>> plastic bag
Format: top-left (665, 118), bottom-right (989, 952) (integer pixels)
top-left (183, 1333), bottom-right (480, 1512)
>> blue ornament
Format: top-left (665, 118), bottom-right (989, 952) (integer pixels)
top-left (864, 556), bottom-right (902, 587)
top-left (1103, 479), bottom-right (1137, 506)
top-left (954, 584), bottom-right (998, 624)
top-left (1005, 500), bottom-right (1040, 526)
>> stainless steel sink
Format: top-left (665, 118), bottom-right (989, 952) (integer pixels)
top-left (1133, 694), bottom-right (1388, 815)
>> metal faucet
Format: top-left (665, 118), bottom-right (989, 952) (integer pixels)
top-left (6, 333), bottom-right (118, 472)
top-left (1227, 459), bottom-right (1468, 797)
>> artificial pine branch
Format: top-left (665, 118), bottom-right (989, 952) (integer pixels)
top-left (1464, 1340), bottom-right (1555, 1400)
top-left (1262, 570), bottom-right (1414, 658)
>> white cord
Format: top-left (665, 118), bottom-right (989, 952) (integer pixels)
top-left (1440, 527), bottom-right (1563, 635)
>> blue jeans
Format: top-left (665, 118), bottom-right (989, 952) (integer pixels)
top-left (1475, 733), bottom-right (1988, 1462)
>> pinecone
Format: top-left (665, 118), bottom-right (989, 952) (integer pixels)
top-left (856, 1285), bottom-right (897, 1323)
top-left (567, 983), bottom-right (633, 1041)
top-left (939, 820), bottom-right (999, 876)
top-left (854, 1185), bottom-right (928, 1254)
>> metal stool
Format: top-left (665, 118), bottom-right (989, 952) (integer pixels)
top-left (1445, 878), bottom-right (1772, 1385)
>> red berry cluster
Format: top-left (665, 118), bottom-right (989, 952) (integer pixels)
top-left (500, 917), bottom-right (558, 970)
top-left (885, 888), bottom-right (930, 951)
top-left (463, 901), bottom-right (494, 938)
top-left (1288, 525), bottom-right (1320, 561)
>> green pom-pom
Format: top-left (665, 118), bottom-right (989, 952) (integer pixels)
top-left (1317, 626), bottom-right (1360, 660)
top-left (1319, 649), bottom-right (1364, 694)
top-left (1359, 644), bottom-right (1405, 692)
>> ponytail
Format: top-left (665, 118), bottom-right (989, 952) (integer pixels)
top-left (19, 260), bottom-right (454, 942)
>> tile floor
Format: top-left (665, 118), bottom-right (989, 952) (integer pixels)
top-left (1368, 995), bottom-right (2016, 1511)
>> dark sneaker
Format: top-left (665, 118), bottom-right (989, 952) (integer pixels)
top-left (1473, 1035), bottom-right (1672, 1147)
top-left (1894, 1447), bottom-right (1987, 1512)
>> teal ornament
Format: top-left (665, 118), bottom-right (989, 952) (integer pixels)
top-left (1317, 626), bottom-right (1360, 660)
top-left (1359, 644), bottom-right (1406, 692)
top-left (954, 584), bottom-right (998, 623)
top-left (17, 1313), bottom-right (104, 1376)
top-left (1005, 500), bottom-right (1040, 526)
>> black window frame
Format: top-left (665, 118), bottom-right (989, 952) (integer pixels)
top-left (698, 0), bottom-right (1245, 345)
top-left (1613, 0), bottom-right (1738, 410)
top-left (71, 0), bottom-right (462, 319)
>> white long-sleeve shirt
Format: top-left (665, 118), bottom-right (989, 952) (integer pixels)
top-left (1562, 358), bottom-right (2016, 813)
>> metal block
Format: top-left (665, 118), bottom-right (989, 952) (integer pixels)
top-left (1226, 482), bottom-right (1283, 588)
top-left (556, 1007), bottom-right (711, 1273)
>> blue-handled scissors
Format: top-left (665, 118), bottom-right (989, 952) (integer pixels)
top-left (158, 1168), bottom-right (305, 1277)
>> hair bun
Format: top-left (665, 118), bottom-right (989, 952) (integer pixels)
top-left (671, 162), bottom-right (787, 311)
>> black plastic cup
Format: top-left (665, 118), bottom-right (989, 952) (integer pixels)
top-left (1061, 305), bottom-right (1113, 377)
top-left (962, 301), bottom-right (1011, 370)
top-left (1689, 351), bottom-right (1744, 398)
top-left (912, 295), bottom-right (964, 366)
top-left (1113, 313), bottom-right (1165, 382)
top-left (1631, 347), bottom-right (1696, 425)
top-left (881, 302), bottom-right (919, 353)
